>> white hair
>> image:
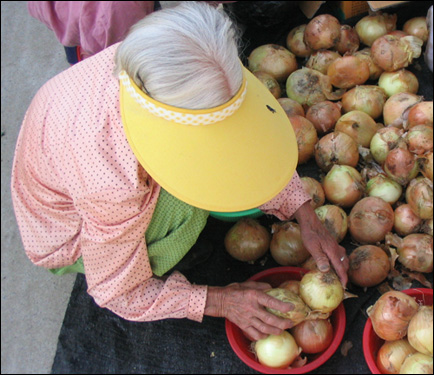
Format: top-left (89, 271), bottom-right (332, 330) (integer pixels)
top-left (114, 1), bottom-right (242, 110)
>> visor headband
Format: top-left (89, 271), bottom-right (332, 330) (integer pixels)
top-left (119, 70), bottom-right (247, 126)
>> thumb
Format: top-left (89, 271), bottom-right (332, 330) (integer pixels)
top-left (313, 254), bottom-right (330, 273)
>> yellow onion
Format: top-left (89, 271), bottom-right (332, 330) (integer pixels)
top-left (290, 319), bottom-right (333, 354)
top-left (378, 69), bottom-right (419, 97)
top-left (334, 25), bottom-right (360, 54)
top-left (354, 48), bottom-right (384, 80)
top-left (265, 288), bottom-right (329, 324)
top-left (367, 291), bottom-right (419, 341)
top-left (253, 71), bottom-right (281, 99)
top-left (384, 145), bottom-right (419, 186)
top-left (393, 204), bottom-right (422, 236)
top-left (348, 245), bottom-right (390, 288)
top-left (327, 55), bottom-right (370, 89)
top-left (305, 50), bottom-right (341, 75)
top-left (299, 270), bottom-right (344, 313)
top-left (376, 339), bottom-right (417, 374)
top-left (278, 280), bottom-right (300, 295)
top-left (270, 222), bottom-right (310, 266)
top-left (306, 100), bottom-right (342, 135)
top-left (314, 131), bottom-right (359, 172)
top-left (286, 24), bottom-right (313, 57)
top-left (277, 98), bottom-right (305, 117)
top-left (421, 219), bottom-right (433, 236)
top-left (385, 232), bottom-right (433, 273)
top-left (315, 205), bottom-right (348, 243)
top-left (370, 127), bottom-right (404, 165)
top-left (399, 353), bottom-right (433, 374)
top-left (403, 16), bottom-right (429, 44)
top-left (289, 115), bottom-right (318, 165)
top-left (371, 35), bottom-right (423, 72)
top-left (405, 125), bottom-right (433, 155)
top-left (405, 177), bottom-right (433, 220)
top-left (304, 14), bottom-right (341, 50)
top-left (355, 13), bottom-right (397, 46)
top-left (383, 92), bottom-right (422, 128)
top-left (300, 177), bottom-right (325, 210)
top-left (253, 331), bottom-right (301, 369)
top-left (342, 85), bottom-right (387, 120)
top-left (366, 174), bottom-right (403, 205)
top-left (406, 101), bottom-right (433, 129)
top-left (335, 110), bottom-right (382, 147)
top-left (418, 152), bottom-right (433, 180)
top-left (407, 306), bottom-right (433, 355)
top-left (323, 165), bottom-right (365, 208)
top-left (348, 197), bottom-right (394, 244)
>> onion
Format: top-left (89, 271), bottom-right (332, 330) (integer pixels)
top-left (403, 16), bottom-right (429, 44)
top-left (286, 68), bottom-right (345, 107)
top-left (393, 204), bottom-right (422, 236)
top-left (290, 319), bottom-right (333, 354)
top-left (383, 92), bottom-right (422, 128)
top-left (306, 100), bottom-right (342, 135)
top-left (341, 85), bottom-right (387, 120)
top-left (323, 165), bottom-right (365, 208)
top-left (315, 205), bottom-right (348, 243)
top-left (405, 125), bottom-right (433, 155)
top-left (387, 30), bottom-right (409, 38)
top-left (270, 222), bottom-right (310, 266)
top-left (400, 353), bottom-right (433, 374)
top-left (300, 177), bottom-right (325, 210)
top-left (299, 270), bottom-right (344, 313)
top-left (224, 218), bottom-right (270, 262)
top-left (383, 145), bottom-right (419, 186)
top-left (277, 98), bottom-right (305, 117)
top-left (335, 110), bottom-right (382, 147)
top-left (265, 288), bottom-right (329, 324)
top-left (370, 127), bottom-right (404, 165)
top-left (348, 197), bottom-right (394, 244)
top-left (302, 257), bottom-right (319, 271)
top-left (385, 232), bottom-right (433, 273)
top-left (253, 331), bottom-right (301, 369)
top-left (354, 48), bottom-right (384, 80)
top-left (348, 245), bottom-right (390, 287)
top-left (421, 218), bottom-right (433, 236)
top-left (314, 131), bottom-right (359, 172)
top-left (286, 24), bottom-right (313, 57)
top-left (334, 25), bottom-right (360, 54)
top-left (405, 177), bottom-right (433, 220)
top-left (378, 69), bottom-right (419, 97)
top-left (306, 50), bottom-right (341, 75)
top-left (355, 13), bottom-right (397, 47)
top-left (289, 115), bottom-right (318, 164)
top-left (366, 174), bottom-right (403, 205)
top-left (406, 101), bottom-right (433, 129)
top-left (279, 280), bottom-right (300, 295)
top-left (248, 44), bottom-right (297, 82)
top-left (366, 290), bottom-right (419, 341)
top-left (407, 306), bottom-right (433, 355)
top-left (304, 14), bottom-right (341, 50)
top-left (418, 152), bottom-right (433, 180)
top-left (371, 35), bottom-right (423, 72)
top-left (376, 339), bottom-right (417, 374)
top-left (327, 55), bottom-right (370, 89)
top-left (253, 71), bottom-right (281, 99)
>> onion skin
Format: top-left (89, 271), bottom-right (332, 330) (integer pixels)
top-left (277, 98), bottom-right (305, 117)
top-left (406, 101), bottom-right (433, 129)
top-left (366, 174), bottom-right (403, 205)
top-left (378, 69), bottom-right (419, 97)
top-left (418, 152), bottom-right (433, 181)
top-left (348, 197), bottom-right (394, 244)
top-left (224, 219), bottom-right (270, 262)
top-left (370, 127), bottom-right (404, 165)
top-left (354, 48), bottom-right (384, 80)
top-left (355, 13), bottom-right (397, 47)
top-left (248, 44), bottom-right (297, 82)
top-left (393, 204), bottom-right (422, 236)
top-left (334, 25), bottom-right (360, 54)
top-left (407, 306), bottom-right (433, 356)
top-left (306, 50), bottom-right (341, 75)
top-left (341, 85), bottom-right (387, 120)
top-left (383, 146), bottom-right (419, 186)
top-left (323, 165), bottom-right (365, 208)
top-left (315, 205), bottom-right (348, 243)
top-left (405, 125), bottom-right (433, 155)
top-left (253, 71), bottom-right (281, 99)
top-left (304, 14), bottom-right (341, 50)
top-left (405, 177), bottom-right (433, 220)
top-left (367, 291), bottom-right (419, 341)
top-left (348, 245), bottom-right (390, 287)
top-left (314, 131), bottom-right (359, 172)
top-left (300, 177), bottom-right (325, 210)
top-left (327, 55), bottom-right (370, 89)
top-left (289, 115), bottom-right (318, 165)
top-left (400, 353), bottom-right (433, 374)
top-left (286, 24), bottom-right (313, 57)
top-left (376, 339), bottom-right (417, 374)
top-left (403, 16), bottom-right (429, 43)
top-left (306, 100), bottom-right (342, 135)
top-left (290, 319), bottom-right (333, 354)
top-left (383, 92), bottom-right (422, 128)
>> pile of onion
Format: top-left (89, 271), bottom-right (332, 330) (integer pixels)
top-left (370, 126), bottom-right (404, 165)
top-left (355, 13), bottom-right (397, 46)
top-left (304, 14), bottom-right (341, 50)
top-left (348, 197), bottom-right (394, 244)
top-left (327, 55), bottom-right (370, 89)
top-left (289, 115), bottom-right (318, 165)
top-left (405, 125), bottom-right (433, 155)
top-left (306, 100), bottom-right (342, 135)
top-left (348, 245), bottom-right (390, 287)
top-left (341, 85), bottom-right (387, 120)
top-left (406, 101), bottom-right (433, 129)
top-left (366, 174), bottom-right (403, 205)
top-left (277, 98), bottom-right (305, 117)
top-left (378, 69), bottom-right (419, 97)
top-left (354, 48), bottom-right (384, 80)
top-left (270, 222), bottom-right (311, 266)
top-left (224, 219), bottom-right (270, 262)
top-left (306, 50), bottom-right (341, 75)
top-left (383, 144), bottom-right (419, 186)
top-left (393, 204), bottom-right (422, 236)
top-left (405, 177), bottom-right (433, 219)
top-left (286, 24), bottom-right (313, 58)
top-left (253, 71), bottom-right (281, 99)
top-left (300, 177), bottom-right (325, 209)
top-left (403, 16), bottom-right (429, 43)
top-left (334, 25), bottom-right (360, 54)
top-left (383, 92), bottom-right (422, 127)
top-left (315, 205), bottom-right (348, 243)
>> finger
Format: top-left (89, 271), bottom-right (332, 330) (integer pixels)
top-left (250, 316), bottom-right (288, 337)
top-left (242, 281), bottom-right (272, 290)
top-left (334, 255), bottom-right (349, 287)
top-left (243, 326), bottom-right (268, 341)
top-left (312, 253), bottom-right (331, 273)
top-left (257, 292), bottom-right (295, 313)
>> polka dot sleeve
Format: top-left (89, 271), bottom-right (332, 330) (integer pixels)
top-left (259, 171), bottom-right (311, 220)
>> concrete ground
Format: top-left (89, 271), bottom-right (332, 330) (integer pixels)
top-left (1, 2), bottom-right (179, 373)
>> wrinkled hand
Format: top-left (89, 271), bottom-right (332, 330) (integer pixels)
top-left (204, 281), bottom-right (295, 341)
top-left (294, 201), bottom-right (349, 287)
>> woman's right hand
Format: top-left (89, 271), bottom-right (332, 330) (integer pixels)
top-left (204, 281), bottom-right (295, 341)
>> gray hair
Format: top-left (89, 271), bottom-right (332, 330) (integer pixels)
top-left (114, 2), bottom-right (242, 110)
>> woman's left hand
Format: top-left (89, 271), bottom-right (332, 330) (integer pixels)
top-left (294, 201), bottom-right (349, 287)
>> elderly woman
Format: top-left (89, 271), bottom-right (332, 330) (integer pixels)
top-left (11, 2), bottom-right (348, 341)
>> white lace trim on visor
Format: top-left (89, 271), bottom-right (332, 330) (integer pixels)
top-left (119, 70), bottom-right (247, 126)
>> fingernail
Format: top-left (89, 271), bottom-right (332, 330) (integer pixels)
top-left (319, 264), bottom-right (329, 272)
